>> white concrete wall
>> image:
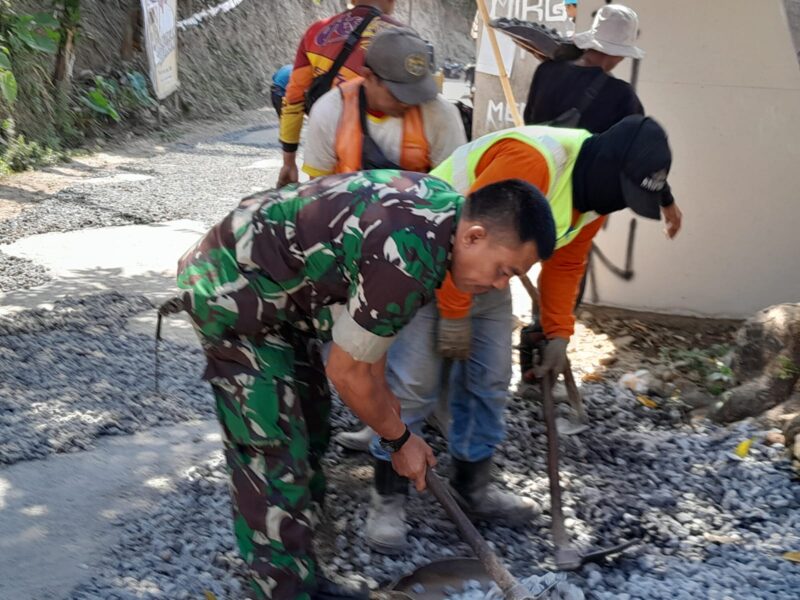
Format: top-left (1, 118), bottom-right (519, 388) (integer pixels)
top-left (582, 0), bottom-right (800, 317)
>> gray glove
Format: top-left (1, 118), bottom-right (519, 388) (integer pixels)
top-left (533, 337), bottom-right (569, 378)
top-left (436, 316), bottom-right (472, 360)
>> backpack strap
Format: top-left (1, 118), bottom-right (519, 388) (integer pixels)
top-left (319, 8), bottom-right (381, 93)
top-left (574, 70), bottom-right (609, 115)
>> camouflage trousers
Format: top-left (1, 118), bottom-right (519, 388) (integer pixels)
top-left (201, 328), bottom-right (331, 600)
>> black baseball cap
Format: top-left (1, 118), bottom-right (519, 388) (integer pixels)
top-left (617, 116), bottom-right (675, 220)
top-left (365, 28), bottom-right (438, 105)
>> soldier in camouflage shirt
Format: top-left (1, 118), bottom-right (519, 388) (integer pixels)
top-left (176, 169), bottom-right (556, 599)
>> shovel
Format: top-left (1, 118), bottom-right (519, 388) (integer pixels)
top-left (541, 371), bottom-right (637, 569)
top-left (424, 470), bottom-right (535, 600)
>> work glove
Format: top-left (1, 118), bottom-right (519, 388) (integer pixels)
top-left (436, 316), bottom-right (472, 360)
top-left (533, 336), bottom-right (569, 378)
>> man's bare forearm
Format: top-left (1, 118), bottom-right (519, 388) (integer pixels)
top-left (334, 371), bottom-right (404, 440)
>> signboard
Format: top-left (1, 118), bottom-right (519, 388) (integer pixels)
top-left (473, 1), bottom-right (569, 137)
top-left (141, 0), bottom-right (179, 100)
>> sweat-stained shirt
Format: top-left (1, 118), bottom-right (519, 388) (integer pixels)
top-left (177, 170), bottom-right (463, 371)
top-left (434, 139), bottom-right (606, 340)
top-left (279, 5), bottom-right (402, 153)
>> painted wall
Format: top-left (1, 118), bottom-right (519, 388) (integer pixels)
top-left (474, 0), bottom-right (800, 317)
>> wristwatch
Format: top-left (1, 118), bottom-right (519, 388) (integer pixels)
top-left (379, 425), bottom-right (411, 454)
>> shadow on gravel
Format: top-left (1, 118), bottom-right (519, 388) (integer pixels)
top-left (0, 184), bottom-right (53, 205)
top-left (0, 267), bottom-right (180, 313)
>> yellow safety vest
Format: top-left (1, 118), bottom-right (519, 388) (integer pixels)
top-left (431, 126), bottom-right (600, 250)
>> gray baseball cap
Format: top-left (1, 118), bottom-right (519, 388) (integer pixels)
top-left (365, 28), bottom-right (438, 105)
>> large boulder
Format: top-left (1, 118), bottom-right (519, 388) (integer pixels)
top-left (785, 414), bottom-right (800, 465)
top-left (709, 303), bottom-right (800, 422)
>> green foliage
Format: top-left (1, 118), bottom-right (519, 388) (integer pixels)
top-left (660, 343), bottom-right (735, 396)
top-left (0, 4), bottom-right (60, 106)
top-left (9, 12), bottom-right (60, 54)
top-left (79, 72), bottom-right (156, 124)
top-left (122, 71), bottom-right (157, 110)
top-left (777, 355), bottom-right (800, 381)
top-left (0, 119), bottom-right (66, 173)
top-left (80, 76), bottom-right (121, 121)
top-left (0, 51), bottom-right (16, 104)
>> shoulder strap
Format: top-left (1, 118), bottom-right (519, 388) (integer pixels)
top-left (574, 70), bottom-right (609, 114)
top-left (321, 8), bottom-right (382, 89)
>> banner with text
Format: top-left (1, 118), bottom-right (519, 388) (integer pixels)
top-left (142, 0), bottom-right (180, 100)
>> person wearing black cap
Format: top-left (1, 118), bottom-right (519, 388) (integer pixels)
top-left (348, 115), bottom-right (684, 553)
top-left (302, 27), bottom-right (466, 179)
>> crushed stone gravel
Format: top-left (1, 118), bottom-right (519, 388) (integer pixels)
top-left (64, 376), bottom-right (800, 599)
top-left (0, 250), bottom-right (50, 291)
top-left (0, 292), bottom-right (210, 465)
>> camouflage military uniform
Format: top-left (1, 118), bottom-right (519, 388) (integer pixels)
top-left (176, 170), bottom-right (463, 599)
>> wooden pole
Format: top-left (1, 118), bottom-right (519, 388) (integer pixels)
top-left (475, 0), bottom-right (523, 127)
top-left (474, 1), bottom-right (538, 311)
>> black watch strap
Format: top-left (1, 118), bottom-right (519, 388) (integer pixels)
top-left (380, 425), bottom-right (411, 453)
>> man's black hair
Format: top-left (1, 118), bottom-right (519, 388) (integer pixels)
top-left (464, 179), bottom-right (556, 260)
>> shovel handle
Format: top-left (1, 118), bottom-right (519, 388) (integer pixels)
top-left (425, 470), bottom-right (529, 599)
top-left (541, 372), bottom-right (571, 549)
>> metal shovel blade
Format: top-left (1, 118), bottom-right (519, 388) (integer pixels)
top-left (390, 557), bottom-right (492, 600)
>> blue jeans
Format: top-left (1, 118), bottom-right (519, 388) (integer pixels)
top-left (370, 288), bottom-right (513, 463)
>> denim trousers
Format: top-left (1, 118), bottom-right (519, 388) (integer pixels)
top-left (370, 287), bottom-right (513, 463)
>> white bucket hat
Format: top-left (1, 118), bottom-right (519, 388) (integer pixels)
top-left (573, 5), bottom-right (645, 59)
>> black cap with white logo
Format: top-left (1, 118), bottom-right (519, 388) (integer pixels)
top-left (618, 116), bottom-right (675, 220)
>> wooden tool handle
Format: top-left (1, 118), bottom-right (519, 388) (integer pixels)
top-left (425, 470), bottom-right (529, 599)
top-left (476, 0), bottom-right (524, 127)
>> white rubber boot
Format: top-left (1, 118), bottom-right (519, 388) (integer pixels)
top-left (365, 490), bottom-right (409, 555)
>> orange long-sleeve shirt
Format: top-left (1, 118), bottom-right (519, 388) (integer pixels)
top-left (435, 138), bottom-right (605, 339)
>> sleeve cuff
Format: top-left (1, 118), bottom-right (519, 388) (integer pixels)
top-left (332, 309), bottom-right (395, 363)
top-left (281, 142), bottom-right (299, 153)
top-left (302, 164), bottom-right (334, 179)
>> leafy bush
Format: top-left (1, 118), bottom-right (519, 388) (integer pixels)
top-left (80, 72), bottom-right (156, 123)
top-left (660, 344), bottom-right (735, 396)
top-left (0, 6), bottom-right (60, 107)
top-left (0, 118), bottom-right (67, 173)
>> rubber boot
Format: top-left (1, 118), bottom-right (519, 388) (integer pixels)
top-left (333, 425), bottom-right (374, 452)
top-left (425, 393), bottom-right (451, 439)
top-left (311, 575), bottom-right (369, 599)
top-left (365, 459), bottom-right (409, 555)
top-left (449, 457), bottom-right (539, 525)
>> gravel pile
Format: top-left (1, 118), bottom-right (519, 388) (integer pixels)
top-left (0, 139), bottom-right (280, 245)
top-left (0, 292), bottom-right (210, 464)
top-left (0, 136), bottom-right (280, 292)
top-left (64, 381), bottom-right (800, 599)
top-left (70, 456), bottom-right (249, 600)
top-left (444, 573), bottom-right (583, 600)
top-left (0, 251), bottom-right (50, 291)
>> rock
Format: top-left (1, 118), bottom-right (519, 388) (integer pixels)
top-left (619, 370), bottom-right (651, 394)
top-left (764, 430), bottom-right (786, 446)
top-left (710, 303), bottom-right (800, 422)
top-left (784, 414), bottom-right (800, 449)
top-left (681, 389), bottom-right (716, 409)
top-left (613, 335), bottom-right (636, 349)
